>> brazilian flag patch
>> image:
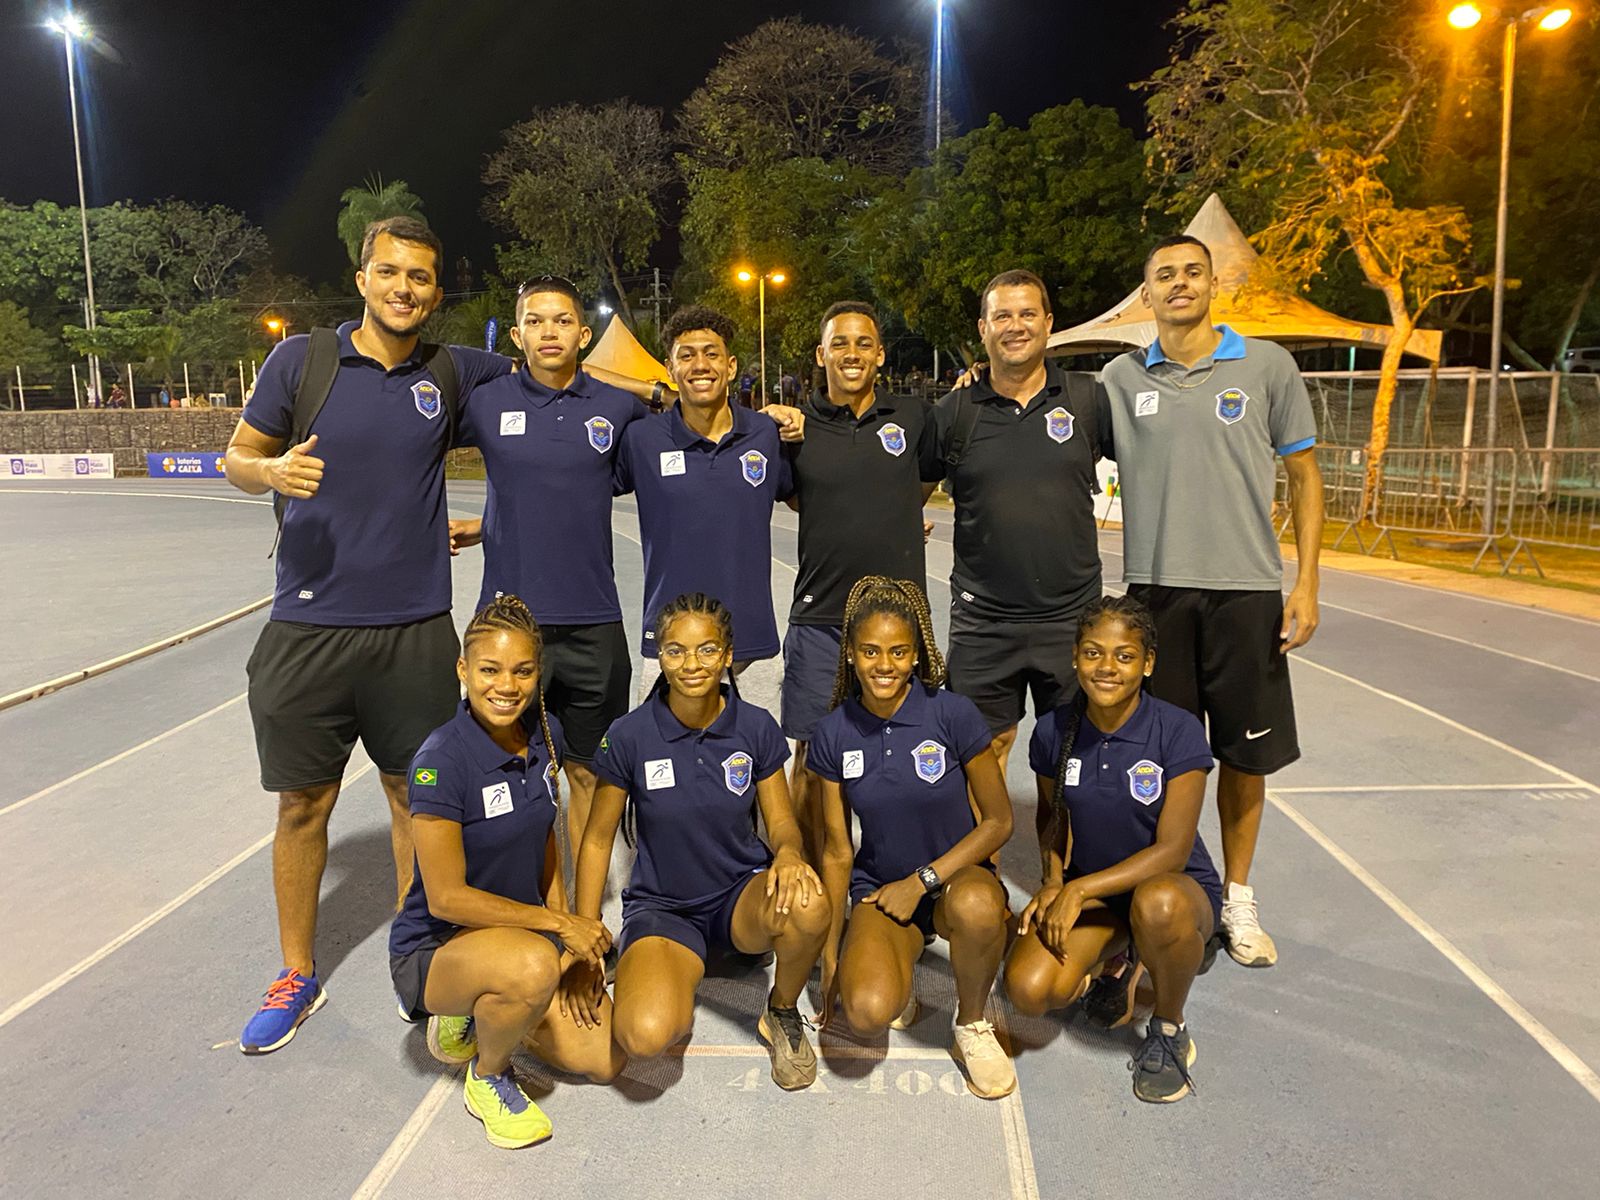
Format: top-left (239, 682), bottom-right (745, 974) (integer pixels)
top-left (412, 767), bottom-right (438, 787)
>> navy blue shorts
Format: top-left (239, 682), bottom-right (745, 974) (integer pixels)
top-left (1073, 876), bottom-right (1224, 933)
top-left (781, 623), bottom-right (843, 741)
top-left (618, 870), bottom-right (763, 964)
top-left (850, 861), bottom-right (1000, 939)
top-left (390, 928), bottom-right (562, 1021)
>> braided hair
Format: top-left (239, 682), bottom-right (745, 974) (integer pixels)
top-left (829, 577), bottom-right (946, 711)
top-left (462, 594), bottom-right (560, 801)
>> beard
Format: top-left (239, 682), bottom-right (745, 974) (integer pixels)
top-left (366, 296), bottom-right (428, 339)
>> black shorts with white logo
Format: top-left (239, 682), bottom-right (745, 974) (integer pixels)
top-left (1126, 584), bottom-right (1300, 775)
top-left (246, 613), bottom-right (460, 791)
top-left (946, 604), bottom-right (1079, 734)
top-left (541, 621), bottom-right (632, 765)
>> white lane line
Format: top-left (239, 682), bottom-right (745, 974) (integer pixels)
top-left (0, 487), bottom-right (271, 506)
top-left (1293, 655), bottom-right (1599, 794)
top-left (1273, 782), bottom-right (1563, 794)
top-left (1270, 789), bottom-right (1600, 1105)
top-left (0, 596), bottom-right (270, 710)
top-left (0, 692), bottom-right (248, 818)
top-left (351, 1069), bottom-right (464, 1200)
top-left (1325, 570), bottom-right (1600, 627)
top-left (0, 760), bottom-right (375, 1031)
top-left (1317, 602), bottom-right (1600, 684)
top-left (989, 1000), bottom-right (1041, 1200)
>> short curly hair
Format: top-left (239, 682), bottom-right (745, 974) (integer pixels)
top-left (663, 305), bottom-right (737, 354)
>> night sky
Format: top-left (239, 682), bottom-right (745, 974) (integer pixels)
top-left (1, 0), bottom-right (1179, 288)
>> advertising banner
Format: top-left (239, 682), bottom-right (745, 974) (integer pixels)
top-left (6, 453), bottom-right (116, 479)
top-left (147, 452), bottom-right (228, 479)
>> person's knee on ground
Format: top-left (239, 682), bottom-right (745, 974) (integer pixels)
top-left (1003, 938), bottom-right (1090, 1018)
top-left (840, 969), bottom-right (912, 1036)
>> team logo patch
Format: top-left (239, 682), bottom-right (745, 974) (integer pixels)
top-left (1135, 390), bottom-right (1160, 417)
top-left (1215, 387), bottom-right (1248, 425)
top-left (722, 751), bottom-right (754, 796)
top-left (645, 758), bottom-right (676, 790)
top-left (585, 416), bottom-right (614, 453)
top-left (741, 450), bottom-right (768, 487)
top-left (842, 750), bottom-right (864, 780)
top-left (1127, 760), bottom-right (1164, 805)
top-left (876, 423), bottom-right (907, 457)
top-left (1045, 406), bottom-right (1075, 444)
top-left (913, 740), bottom-right (948, 784)
top-left (482, 781), bottom-right (514, 819)
top-left (412, 380), bottom-right (442, 420)
top-left (544, 761), bottom-right (560, 803)
top-left (500, 410), bottom-right (526, 436)
top-left (412, 767), bottom-right (437, 787)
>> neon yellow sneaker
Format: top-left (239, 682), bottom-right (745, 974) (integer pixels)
top-left (426, 1015), bottom-right (476, 1065)
top-left (464, 1059), bottom-right (552, 1149)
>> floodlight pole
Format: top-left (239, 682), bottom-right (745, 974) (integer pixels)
top-left (932, 0), bottom-right (944, 389)
top-left (59, 24), bottom-right (102, 402)
top-left (1482, 19), bottom-right (1515, 536)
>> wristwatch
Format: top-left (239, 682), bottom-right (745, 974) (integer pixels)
top-left (916, 865), bottom-right (943, 895)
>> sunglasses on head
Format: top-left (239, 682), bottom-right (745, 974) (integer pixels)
top-left (516, 274), bottom-right (580, 297)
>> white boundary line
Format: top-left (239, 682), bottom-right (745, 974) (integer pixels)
top-left (0, 596), bottom-right (270, 710)
top-left (0, 486), bottom-right (272, 506)
top-left (1272, 782), bottom-right (1566, 794)
top-left (0, 760), bottom-right (375, 1031)
top-left (989, 1000), bottom-right (1041, 1200)
top-left (1293, 654), bottom-right (1600, 794)
top-left (1316, 602), bottom-right (1600, 684)
top-left (0, 692), bottom-right (248, 818)
top-left (351, 1069), bottom-right (463, 1200)
top-left (1269, 789), bottom-right (1600, 1105)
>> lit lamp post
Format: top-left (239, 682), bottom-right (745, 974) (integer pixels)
top-left (47, 10), bottom-right (101, 402)
top-left (735, 267), bottom-right (787, 406)
top-left (931, 0), bottom-right (948, 388)
top-left (264, 317), bottom-right (287, 341)
top-left (1447, 3), bottom-right (1574, 532)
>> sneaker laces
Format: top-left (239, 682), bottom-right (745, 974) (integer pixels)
top-left (956, 1019), bottom-right (1005, 1059)
top-left (477, 1065), bottom-right (530, 1115)
top-left (768, 1002), bottom-right (813, 1048)
top-left (1222, 891), bottom-right (1263, 937)
top-left (1130, 1026), bottom-right (1197, 1096)
top-left (258, 971), bottom-right (310, 1012)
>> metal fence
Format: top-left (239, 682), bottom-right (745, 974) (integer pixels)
top-left (2, 360), bottom-right (261, 411)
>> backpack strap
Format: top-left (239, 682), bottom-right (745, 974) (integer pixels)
top-left (943, 389), bottom-right (982, 471)
top-left (271, 327), bottom-right (342, 549)
top-left (420, 342), bottom-right (461, 448)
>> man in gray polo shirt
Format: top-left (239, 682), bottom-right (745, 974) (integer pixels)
top-left (1100, 234), bottom-right (1324, 969)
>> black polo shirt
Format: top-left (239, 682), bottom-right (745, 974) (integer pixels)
top-left (783, 390), bottom-right (942, 627)
top-left (929, 365), bottom-right (1111, 622)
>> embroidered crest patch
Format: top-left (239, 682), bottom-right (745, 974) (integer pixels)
top-left (412, 380), bottom-right (442, 420)
top-left (585, 416), bottom-right (614, 452)
top-left (741, 450), bottom-right (768, 487)
top-left (722, 750), bottom-right (754, 796)
top-left (1045, 406), bottom-right (1075, 444)
top-left (1127, 759), bottom-right (1164, 805)
top-left (877, 423), bottom-right (907, 456)
top-left (1215, 388), bottom-right (1248, 425)
top-left (913, 740), bottom-right (948, 784)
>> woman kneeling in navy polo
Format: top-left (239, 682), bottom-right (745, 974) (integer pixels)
top-left (389, 596), bottom-right (624, 1150)
top-left (576, 592), bottom-right (830, 1090)
top-left (1004, 593), bottom-right (1223, 1104)
top-left (810, 577), bottom-right (1017, 1099)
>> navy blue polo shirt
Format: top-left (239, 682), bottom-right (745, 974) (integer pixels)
top-left (390, 700), bottom-right (565, 957)
top-left (1028, 694), bottom-right (1220, 899)
top-left (460, 366), bottom-right (650, 623)
top-left (615, 402), bottom-right (791, 661)
top-left (243, 322), bottom-right (508, 626)
top-left (592, 683), bottom-right (789, 908)
top-left (808, 684), bottom-right (993, 900)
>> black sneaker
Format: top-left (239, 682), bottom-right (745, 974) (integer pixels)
top-left (1130, 1019), bottom-right (1197, 1103)
top-left (1081, 956), bottom-right (1140, 1029)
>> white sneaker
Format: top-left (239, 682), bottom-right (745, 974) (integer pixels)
top-left (889, 991), bottom-right (921, 1030)
top-left (951, 1019), bottom-right (1017, 1099)
top-left (1220, 882), bottom-right (1278, 967)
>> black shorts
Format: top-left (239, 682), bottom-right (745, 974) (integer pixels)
top-left (390, 928), bottom-right (562, 1021)
top-left (1127, 584), bottom-right (1300, 775)
top-left (1073, 878), bottom-right (1224, 933)
top-left (246, 614), bottom-right (460, 791)
top-left (541, 621), bottom-right (632, 764)
top-left (946, 606), bottom-right (1079, 733)
top-left (780, 623), bottom-right (842, 742)
top-left (617, 871), bottom-right (762, 964)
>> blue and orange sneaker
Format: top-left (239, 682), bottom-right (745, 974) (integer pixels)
top-left (239, 968), bottom-right (326, 1055)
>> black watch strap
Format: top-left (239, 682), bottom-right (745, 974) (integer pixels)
top-left (917, 865), bottom-right (943, 894)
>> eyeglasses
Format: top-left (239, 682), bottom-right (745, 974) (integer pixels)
top-left (516, 274), bottom-right (580, 298)
top-left (659, 643), bottom-right (727, 667)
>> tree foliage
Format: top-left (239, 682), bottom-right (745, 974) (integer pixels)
top-left (0, 301), bottom-right (54, 371)
top-left (679, 18), bottom-right (924, 181)
top-left (62, 309), bottom-right (180, 367)
top-left (861, 103), bottom-right (1150, 360)
top-left (336, 176), bottom-right (426, 266)
top-left (483, 102), bottom-right (670, 322)
top-left (1145, 0), bottom-right (1479, 504)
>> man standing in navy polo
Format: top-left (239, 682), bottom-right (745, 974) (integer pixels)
top-left (615, 305), bottom-right (790, 686)
top-left (448, 277), bottom-right (652, 867)
top-left (224, 217), bottom-right (508, 1054)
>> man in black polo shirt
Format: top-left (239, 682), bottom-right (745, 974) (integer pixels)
top-left (781, 302), bottom-right (942, 856)
top-left (929, 269), bottom-right (1110, 775)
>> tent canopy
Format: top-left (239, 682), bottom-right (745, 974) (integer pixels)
top-left (1047, 194), bottom-right (1442, 363)
top-left (582, 314), bottom-right (672, 385)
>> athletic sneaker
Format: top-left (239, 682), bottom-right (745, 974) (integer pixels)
top-left (1081, 955), bottom-right (1140, 1029)
top-left (889, 991), bottom-right (921, 1030)
top-left (758, 995), bottom-right (818, 1090)
top-left (1220, 882), bottom-right (1278, 967)
top-left (1131, 1018), bottom-right (1197, 1103)
top-left (239, 968), bottom-right (326, 1055)
top-left (951, 1019), bottom-right (1017, 1099)
top-left (463, 1058), bottom-right (552, 1149)
top-left (396, 997), bottom-right (420, 1024)
top-left (427, 1015), bottom-right (477, 1065)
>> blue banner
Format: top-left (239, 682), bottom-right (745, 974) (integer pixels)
top-left (147, 451), bottom-right (227, 479)
top-left (485, 317), bottom-right (499, 352)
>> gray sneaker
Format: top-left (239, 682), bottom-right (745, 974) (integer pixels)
top-left (758, 995), bottom-right (818, 1090)
top-left (1130, 1018), bottom-right (1197, 1103)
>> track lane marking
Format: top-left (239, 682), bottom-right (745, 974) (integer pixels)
top-left (1272, 782), bottom-right (1565, 794)
top-left (0, 487), bottom-right (271, 506)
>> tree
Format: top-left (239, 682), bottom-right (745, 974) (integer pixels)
top-left (336, 176), bottom-right (426, 266)
top-left (483, 102), bottom-right (670, 323)
top-left (146, 201), bottom-right (271, 307)
top-left (62, 309), bottom-right (180, 368)
top-left (860, 103), bottom-right (1151, 362)
top-left (1145, 0), bottom-right (1480, 511)
top-left (0, 301), bottom-right (54, 371)
top-left (679, 18), bottom-right (924, 181)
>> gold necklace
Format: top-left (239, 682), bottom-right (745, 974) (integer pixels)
top-left (1161, 361), bottom-right (1218, 390)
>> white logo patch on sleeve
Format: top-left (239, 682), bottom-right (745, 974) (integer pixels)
top-left (645, 758), bottom-right (676, 790)
top-left (842, 750), bottom-right (864, 779)
top-left (500, 411), bottom-right (526, 436)
top-left (659, 450), bottom-right (686, 477)
top-left (482, 781), bottom-right (514, 818)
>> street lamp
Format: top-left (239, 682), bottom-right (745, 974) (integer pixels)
top-left (1447, 4), bottom-right (1575, 534)
top-left (47, 9), bottom-right (100, 402)
top-left (734, 267), bottom-right (787, 406)
top-left (931, 0), bottom-right (949, 386)
top-left (264, 317), bottom-right (287, 341)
